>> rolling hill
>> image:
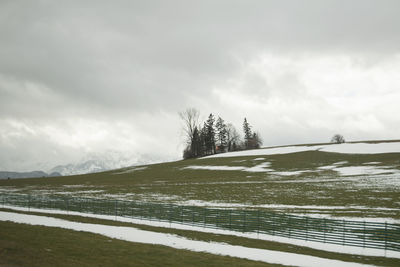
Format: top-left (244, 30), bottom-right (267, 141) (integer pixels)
top-left (1, 140), bottom-right (399, 221)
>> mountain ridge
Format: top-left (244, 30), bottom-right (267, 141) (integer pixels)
top-left (0, 171), bottom-right (62, 179)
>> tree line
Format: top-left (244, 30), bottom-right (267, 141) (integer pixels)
top-left (180, 108), bottom-right (262, 159)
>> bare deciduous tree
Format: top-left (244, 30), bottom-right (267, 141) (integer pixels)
top-left (179, 108), bottom-right (200, 145)
top-left (226, 123), bottom-right (240, 151)
top-left (331, 134), bottom-right (345, 144)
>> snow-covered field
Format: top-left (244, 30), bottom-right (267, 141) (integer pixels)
top-left (204, 142), bottom-right (400, 158)
top-left (184, 161), bottom-right (400, 188)
top-left (1, 209), bottom-right (398, 264)
top-left (1, 140), bottom-right (399, 238)
top-left (1, 141), bottom-right (400, 265)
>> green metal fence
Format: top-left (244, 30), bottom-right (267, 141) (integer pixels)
top-left (1, 193), bottom-right (399, 252)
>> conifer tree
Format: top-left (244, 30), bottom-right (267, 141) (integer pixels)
top-left (243, 118), bottom-right (252, 149)
top-left (215, 116), bottom-right (227, 152)
top-left (204, 114), bottom-right (216, 155)
top-left (190, 126), bottom-right (200, 157)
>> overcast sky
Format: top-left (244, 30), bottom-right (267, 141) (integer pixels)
top-left (1, 0), bottom-right (400, 172)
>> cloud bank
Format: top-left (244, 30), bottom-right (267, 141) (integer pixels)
top-left (1, 0), bottom-right (400, 171)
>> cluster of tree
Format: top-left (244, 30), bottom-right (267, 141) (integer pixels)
top-left (180, 108), bottom-right (262, 159)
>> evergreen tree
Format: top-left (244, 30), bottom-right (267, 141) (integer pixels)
top-left (190, 126), bottom-right (200, 157)
top-left (243, 118), bottom-right (252, 149)
top-left (215, 116), bottom-right (227, 153)
top-left (200, 123), bottom-right (207, 155)
top-left (204, 114), bottom-right (216, 155)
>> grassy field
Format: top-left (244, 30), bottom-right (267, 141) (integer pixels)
top-left (1, 141), bottom-right (400, 266)
top-left (1, 149), bottom-right (400, 220)
top-left (0, 220), bottom-right (282, 267)
top-left (1, 208), bottom-right (399, 266)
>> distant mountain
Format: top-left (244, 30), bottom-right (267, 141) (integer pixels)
top-left (48, 152), bottom-right (171, 176)
top-left (49, 160), bottom-right (112, 176)
top-left (0, 171), bottom-right (62, 179)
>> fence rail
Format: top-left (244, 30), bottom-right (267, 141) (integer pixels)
top-left (1, 193), bottom-right (399, 252)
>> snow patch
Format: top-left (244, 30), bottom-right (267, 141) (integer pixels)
top-left (270, 170), bottom-right (310, 176)
top-left (178, 200), bottom-right (399, 211)
top-left (318, 165), bottom-right (337, 170)
top-left (183, 162), bottom-right (272, 173)
top-left (334, 166), bottom-right (399, 176)
top-left (246, 162), bottom-right (272, 172)
top-left (0, 209), bottom-right (397, 261)
top-left (333, 161), bottom-right (348, 165)
top-left (204, 142), bottom-right (400, 158)
top-left (183, 165), bottom-right (246, 171)
top-left (113, 166), bottom-right (148, 175)
top-left (56, 190), bottom-right (105, 195)
top-left (63, 185), bottom-right (88, 188)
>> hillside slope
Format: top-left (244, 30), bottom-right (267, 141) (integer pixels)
top-left (1, 141), bottom-right (400, 221)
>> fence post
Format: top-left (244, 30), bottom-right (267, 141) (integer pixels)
top-left (342, 220), bottom-right (345, 246)
top-left (323, 218), bottom-right (326, 243)
top-left (168, 205), bottom-right (171, 224)
top-left (28, 194), bottom-right (31, 211)
top-left (288, 217), bottom-right (291, 238)
top-left (181, 206), bottom-right (184, 224)
top-left (306, 217), bottom-right (308, 241)
top-left (257, 210), bottom-right (260, 235)
top-left (229, 209), bottom-right (232, 230)
top-left (243, 211), bottom-right (246, 232)
top-left (363, 221), bottom-right (366, 248)
top-left (384, 222), bottom-right (388, 251)
top-left (216, 209), bottom-right (219, 228)
top-left (115, 200), bottom-right (118, 219)
top-left (149, 205), bottom-right (152, 220)
top-left (272, 213), bottom-right (275, 235)
top-left (204, 208), bottom-right (207, 227)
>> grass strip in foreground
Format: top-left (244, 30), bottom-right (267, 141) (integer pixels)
top-left (0, 220), bottom-right (281, 267)
top-left (1, 208), bottom-right (399, 266)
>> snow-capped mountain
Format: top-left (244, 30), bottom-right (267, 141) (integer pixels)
top-left (48, 151), bottom-right (176, 176)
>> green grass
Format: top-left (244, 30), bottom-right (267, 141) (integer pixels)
top-left (1, 142), bottom-right (400, 266)
top-left (0, 219), bottom-right (281, 267)
top-left (1, 150), bottom-right (399, 219)
top-left (1, 208), bottom-right (399, 266)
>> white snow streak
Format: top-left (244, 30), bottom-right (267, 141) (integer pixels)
top-left (334, 166), bottom-right (399, 176)
top-left (0, 211), bottom-right (380, 266)
top-left (183, 162), bottom-right (272, 173)
top-left (177, 201), bottom-right (399, 212)
top-left (204, 142), bottom-right (400, 158)
top-left (184, 162), bottom-right (400, 178)
top-left (112, 166), bottom-right (148, 175)
top-left (2, 206), bottom-right (399, 259)
top-left (183, 165), bottom-right (246, 171)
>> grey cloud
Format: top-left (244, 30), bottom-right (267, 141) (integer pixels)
top-left (2, 0), bottom-right (400, 114)
top-left (1, 0), bottom-right (400, 171)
